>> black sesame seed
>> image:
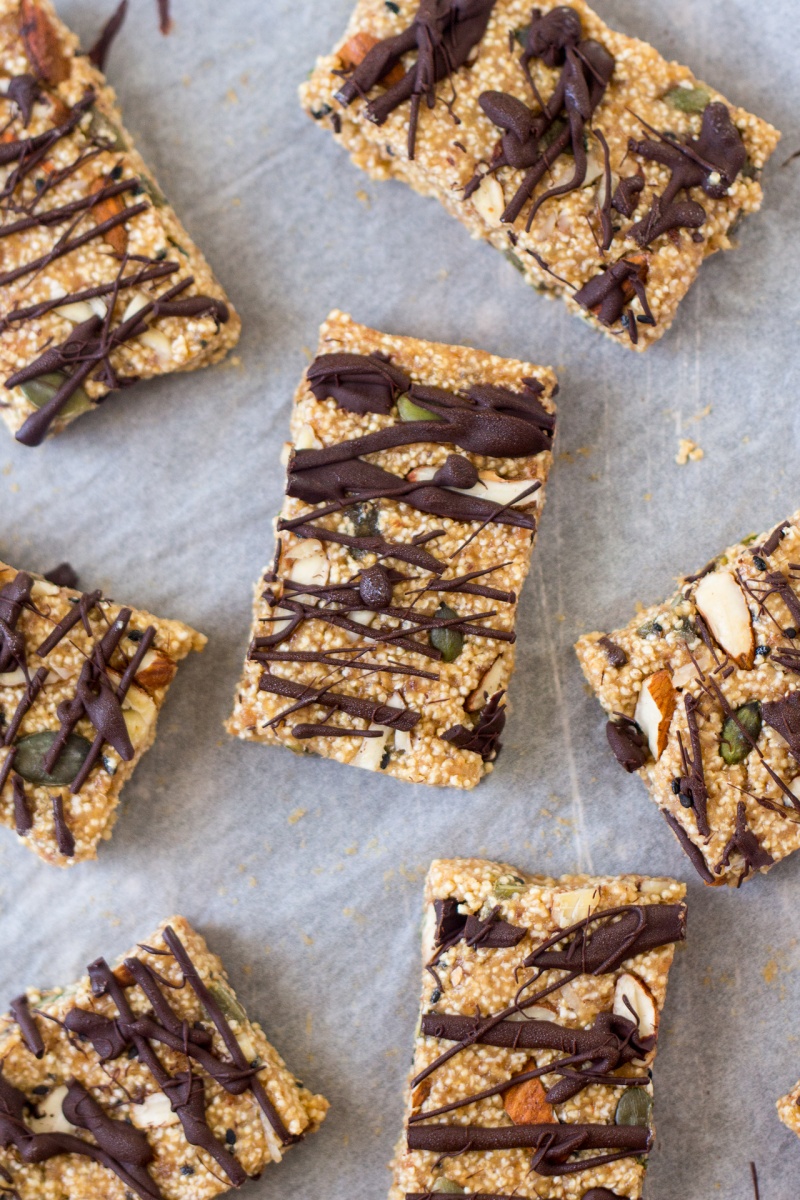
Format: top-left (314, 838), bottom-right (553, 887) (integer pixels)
top-left (127, 629), bottom-right (144, 642)
top-left (679, 792), bottom-right (694, 809)
top-left (786, 628), bottom-right (798, 640)
top-left (752, 555), bottom-right (767, 571)
top-left (32, 1084), bottom-right (49, 1095)
top-left (110, 164), bottom-right (124, 181)
top-left (386, 0), bottom-right (400, 10)
top-left (755, 645), bottom-right (771, 657)
top-left (155, 248), bottom-right (168, 260)
top-left (225, 1128), bottom-right (237, 1146)
top-left (179, 1165), bottom-right (195, 1176)
top-left (670, 778), bottom-right (681, 794)
top-left (127, 1044), bottom-right (138, 1058)
top-left (430, 987), bottom-right (442, 1004)
top-left (311, 104), bottom-right (333, 120)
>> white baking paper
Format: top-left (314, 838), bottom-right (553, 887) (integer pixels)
top-left (2, 0), bottom-right (799, 1196)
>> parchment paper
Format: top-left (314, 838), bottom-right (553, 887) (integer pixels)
top-left (2, 1), bottom-right (799, 1196)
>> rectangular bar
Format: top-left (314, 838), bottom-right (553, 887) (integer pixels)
top-left (0, 558), bottom-right (205, 865)
top-left (300, 0), bottom-right (779, 351)
top-left (576, 509), bottom-right (800, 887)
top-left (226, 310), bottom-right (557, 789)
top-left (0, 915), bottom-right (328, 1199)
top-left (0, 0), bottom-right (240, 445)
top-left (390, 857), bottom-right (686, 1199)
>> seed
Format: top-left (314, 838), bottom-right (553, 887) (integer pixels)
top-left (494, 873), bottom-right (526, 898)
top-left (752, 555), bottom-right (767, 572)
top-left (89, 109), bottom-right (127, 150)
top-left (719, 701), bottom-right (762, 766)
top-left (225, 1129), bottom-right (236, 1145)
top-left (385, 0), bottom-right (400, 11)
top-left (429, 988), bottom-right (442, 1004)
top-left (636, 618), bottom-right (663, 639)
top-left (786, 628), bottom-right (798, 639)
top-left (397, 394), bottom-right (437, 422)
top-left (670, 778), bottom-right (681, 794)
top-left (430, 604), bottom-right (463, 662)
top-left (14, 732), bottom-right (93, 787)
top-left (179, 1165), bottom-right (195, 1176)
top-left (663, 85), bottom-right (711, 113)
top-left (431, 1181), bottom-right (466, 1194)
top-left (679, 792), bottom-right (694, 809)
top-left (206, 981), bottom-right (247, 1023)
top-left (615, 1087), bottom-right (653, 1126)
top-left (19, 372), bottom-right (93, 419)
top-left (755, 645), bottom-right (770, 657)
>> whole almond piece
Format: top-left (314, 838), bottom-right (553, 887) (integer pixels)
top-left (503, 1075), bottom-right (557, 1125)
top-left (20, 0), bottom-right (69, 85)
top-left (339, 32), bottom-right (405, 86)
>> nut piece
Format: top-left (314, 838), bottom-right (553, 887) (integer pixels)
top-left (284, 539), bottom-right (330, 590)
top-left (634, 669), bottom-right (676, 760)
top-left (613, 971), bottom-right (658, 1040)
top-left (465, 654), bottom-right (505, 712)
top-left (551, 886), bottom-right (599, 929)
top-left (407, 466), bottom-right (538, 508)
top-left (472, 176), bottom-right (505, 227)
top-left (338, 31), bottom-right (404, 85)
top-left (130, 1091), bottom-right (181, 1129)
top-left (134, 649), bottom-right (177, 693)
top-left (28, 1086), bottom-right (75, 1135)
top-left (504, 1076), bottom-right (557, 1125)
top-left (694, 571), bottom-right (754, 668)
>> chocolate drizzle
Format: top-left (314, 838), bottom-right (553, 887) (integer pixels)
top-left (628, 103), bottom-right (746, 247)
top-left (717, 801), bottom-right (774, 886)
top-left (442, 689), bottom-right (506, 760)
top-left (762, 692), bottom-right (800, 763)
top-left (606, 715), bottom-right (648, 773)
top-left (471, 9), bottom-right (614, 229)
top-left (334, 0), bottom-right (497, 158)
top-left (307, 352), bottom-right (410, 414)
top-left (676, 693), bottom-right (710, 837)
top-left (407, 1121), bottom-right (651, 1175)
top-left (9, 994), bottom-right (43, 1058)
top-left (523, 903), bottom-right (686, 974)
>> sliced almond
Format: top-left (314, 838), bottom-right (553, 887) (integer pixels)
top-left (507, 1003), bottom-right (556, 1023)
top-left (504, 1076), bottom-right (557, 1125)
top-left (28, 1085), bottom-right (75, 1135)
top-left (122, 292), bottom-right (150, 324)
top-left (694, 571), bottom-right (754, 668)
top-left (613, 971), bottom-right (658, 1041)
top-left (90, 175), bottom-right (128, 255)
top-left (20, 0), bottom-right (70, 85)
top-left (295, 423), bottom-right (322, 451)
top-left (134, 648), bottom-right (177, 692)
top-left (30, 579), bottom-right (60, 599)
top-left (465, 654), bottom-right (506, 712)
top-left (389, 691), bottom-right (411, 753)
top-left (338, 31), bottom-right (404, 84)
top-left (472, 176), bottom-right (505, 227)
top-left (634, 670), bottom-right (676, 760)
top-left (284, 539), bottom-right (329, 590)
top-left (407, 466), bottom-right (537, 508)
top-left (122, 684), bottom-right (157, 746)
top-left (350, 725), bottom-right (390, 771)
top-left (551, 886), bottom-right (599, 930)
top-left (139, 327), bottom-right (173, 365)
top-left (343, 608), bottom-right (376, 642)
top-left (130, 1091), bottom-right (180, 1129)
top-left (0, 668), bottom-right (27, 687)
top-left (55, 300), bottom-right (97, 324)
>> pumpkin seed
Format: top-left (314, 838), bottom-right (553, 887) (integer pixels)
top-left (664, 85), bottom-right (711, 113)
top-left (431, 1181), bottom-right (466, 1194)
top-left (720, 701), bottom-right (761, 766)
top-left (137, 174), bottom-right (167, 208)
top-left (397, 394), bottom-right (436, 422)
top-left (14, 732), bottom-right (93, 787)
top-left (346, 502), bottom-right (381, 560)
top-left (88, 109), bottom-right (127, 151)
top-left (207, 981), bottom-right (247, 1023)
top-left (615, 1087), bottom-right (653, 1126)
top-left (430, 604), bottom-right (463, 663)
top-left (19, 372), bottom-right (93, 419)
top-left (636, 618), bottom-right (663, 639)
top-left (494, 873), bottom-right (526, 899)
top-left (504, 249), bottom-right (526, 274)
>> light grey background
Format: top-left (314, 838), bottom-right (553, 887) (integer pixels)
top-left (2, 1), bottom-right (799, 1196)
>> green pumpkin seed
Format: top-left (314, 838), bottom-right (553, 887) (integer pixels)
top-left (636, 618), bottom-right (663, 639)
top-left (19, 372), bottom-right (94, 419)
top-left (431, 1181), bottom-right (466, 1194)
top-left (138, 174), bottom-right (167, 208)
top-left (397, 394), bottom-right (436, 422)
top-left (513, 25), bottom-right (529, 49)
top-left (615, 1087), bottom-right (653, 1126)
top-left (207, 981), bottom-right (248, 1023)
top-left (346, 502), bottom-right (381, 560)
top-left (720, 701), bottom-right (762, 766)
top-left (13, 732), bottom-right (93, 787)
top-left (664, 85), bottom-right (711, 114)
top-left (88, 109), bottom-right (128, 151)
top-left (494, 873), bottom-right (526, 899)
top-left (504, 250), bottom-right (526, 274)
top-left (430, 604), bottom-right (463, 663)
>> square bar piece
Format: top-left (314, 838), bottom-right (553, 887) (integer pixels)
top-left (0, 558), bottom-right (205, 865)
top-left (390, 857), bottom-right (686, 1199)
top-left (0, 915), bottom-right (328, 1199)
top-left (576, 510), bottom-right (800, 887)
top-left (300, 0), bottom-right (779, 351)
top-left (226, 310), bottom-right (557, 789)
top-left (0, 0), bottom-right (240, 445)
top-left (778, 1081), bottom-right (800, 1140)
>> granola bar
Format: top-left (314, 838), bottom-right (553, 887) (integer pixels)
top-left (778, 1080), bottom-right (800, 1140)
top-left (390, 857), bottom-right (686, 1200)
top-left (576, 511), bottom-right (800, 887)
top-left (0, 915), bottom-right (328, 1199)
top-left (0, 558), bottom-right (205, 865)
top-left (300, 0), bottom-right (779, 351)
top-left (226, 310), bottom-right (557, 789)
top-left (0, 0), bottom-right (240, 445)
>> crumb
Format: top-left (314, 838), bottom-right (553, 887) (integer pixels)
top-left (676, 437), bottom-right (704, 465)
